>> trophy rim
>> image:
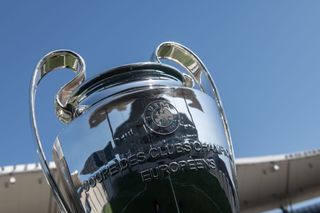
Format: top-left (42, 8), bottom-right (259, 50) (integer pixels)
top-left (65, 62), bottom-right (186, 118)
top-left (74, 62), bottom-right (184, 96)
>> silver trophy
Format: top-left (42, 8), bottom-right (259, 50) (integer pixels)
top-left (30, 42), bottom-right (239, 212)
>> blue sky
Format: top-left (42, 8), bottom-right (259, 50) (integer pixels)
top-left (1, 1), bottom-right (320, 166)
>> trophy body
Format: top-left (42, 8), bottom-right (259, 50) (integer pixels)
top-left (31, 43), bottom-right (239, 213)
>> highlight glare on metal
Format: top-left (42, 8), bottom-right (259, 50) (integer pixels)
top-left (30, 42), bottom-right (239, 213)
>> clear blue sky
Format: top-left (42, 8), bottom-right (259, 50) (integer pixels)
top-left (1, 1), bottom-right (320, 166)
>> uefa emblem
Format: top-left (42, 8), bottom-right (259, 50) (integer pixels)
top-left (143, 100), bottom-right (179, 135)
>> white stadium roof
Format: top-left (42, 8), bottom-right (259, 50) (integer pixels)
top-left (237, 149), bottom-right (320, 212)
top-left (1, 149), bottom-right (320, 213)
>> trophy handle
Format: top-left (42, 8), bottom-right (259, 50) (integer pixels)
top-left (152, 41), bottom-right (234, 159)
top-left (30, 50), bottom-right (86, 213)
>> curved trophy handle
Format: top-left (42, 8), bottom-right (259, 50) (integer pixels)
top-left (152, 41), bottom-right (234, 159)
top-left (30, 50), bottom-right (86, 213)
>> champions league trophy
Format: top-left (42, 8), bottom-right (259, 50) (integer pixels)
top-left (30, 42), bottom-right (239, 213)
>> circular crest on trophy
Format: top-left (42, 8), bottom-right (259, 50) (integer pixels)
top-left (143, 100), bottom-right (179, 135)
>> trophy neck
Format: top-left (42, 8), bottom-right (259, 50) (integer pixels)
top-left (66, 62), bottom-right (186, 122)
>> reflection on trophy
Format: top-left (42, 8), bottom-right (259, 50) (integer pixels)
top-left (30, 42), bottom-right (239, 212)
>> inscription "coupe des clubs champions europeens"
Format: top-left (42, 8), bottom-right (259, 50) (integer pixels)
top-left (82, 140), bottom-right (231, 192)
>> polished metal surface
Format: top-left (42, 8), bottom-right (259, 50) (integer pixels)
top-left (152, 42), bottom-right (235, 164)
top-left (31, 42), bottom-right (239, 213)
top-left (30, 50), bottom-right (86, 213)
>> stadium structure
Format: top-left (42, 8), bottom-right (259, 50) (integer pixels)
top-left (1, 149), bottom-right (320, 213)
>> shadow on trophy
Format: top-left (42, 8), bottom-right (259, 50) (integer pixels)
top-left (30, 42), bottom-right (239, 213)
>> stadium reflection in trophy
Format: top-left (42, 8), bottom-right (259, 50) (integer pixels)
top-left (30, 42), bottom-right (239, 212)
